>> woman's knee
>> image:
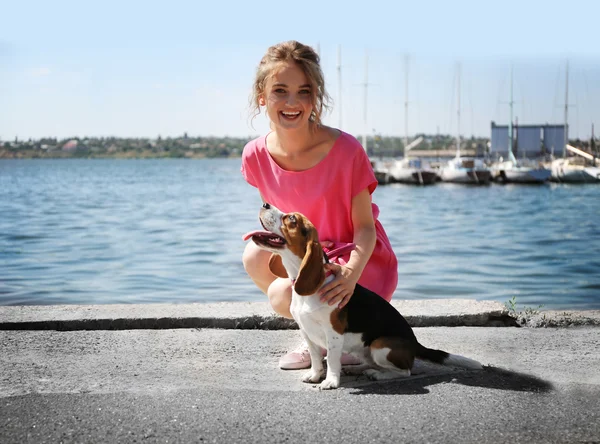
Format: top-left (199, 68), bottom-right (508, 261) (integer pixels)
top-left (267, 278), bottom-right (293, 318)
top-left (242, 242), bottom-right (270, 277)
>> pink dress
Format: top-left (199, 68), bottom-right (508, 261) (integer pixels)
top-left (241, 131), bottom-right (398, 301)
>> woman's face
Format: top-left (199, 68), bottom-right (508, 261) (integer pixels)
top-left (260, 61), bottom-right (314, 132)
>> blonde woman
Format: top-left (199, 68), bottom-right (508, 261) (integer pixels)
top-left (241, 41), bottom-right (398, 370)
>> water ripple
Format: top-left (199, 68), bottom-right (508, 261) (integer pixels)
top-left (1, 158), bottom-right (599, 309)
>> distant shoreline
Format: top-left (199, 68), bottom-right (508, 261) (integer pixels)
top-left (0, 150), bottom-right (241, 160)
top-left (0, 133), bottom-right (492, 160)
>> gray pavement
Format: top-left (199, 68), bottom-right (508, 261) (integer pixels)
top-left (1, 301), bottom-right (600, 443)
top-left (0, 299), bottom-right (515, 330)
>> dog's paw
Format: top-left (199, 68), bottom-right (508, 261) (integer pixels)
top-left (302, 369), bottom-right (324, 383)
top-left (364, 369), bottom-right (385, 380)
top-left (318, 377), bottom-right (340, 390)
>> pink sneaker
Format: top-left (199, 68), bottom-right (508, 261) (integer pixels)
top-left (278, 344), bottom-right (315, 370)
top-left (279, 343), bottom-right (362, 370)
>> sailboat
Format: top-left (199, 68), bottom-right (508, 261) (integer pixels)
top-left (496, 158), bottom-right (552, 184)
top-left (387, 137), bottom-right (439, 185)
top-left (439, 63), bottom-right (492, 184)
top-left (386, 56), bottom-right (438, 185)
top-left (552, 143), bottom-right (600, 182)
top-left (493, 66), bottom-right (551, 184)
top-left (550, 61), bottom-right (600, 183)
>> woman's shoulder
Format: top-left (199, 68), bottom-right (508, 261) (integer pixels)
top-left (240, 134), bottom-right (270, 187)
top-left (330, 130), bottom-right (369, 161)
top-left (242, 134), bottom-right (269, 161)
top-left (333, 130), bottom-right (364, 151)
top-left (243, 134), bottom-right (266, 152)
top-left (314, 126), bottom-right (360, 153)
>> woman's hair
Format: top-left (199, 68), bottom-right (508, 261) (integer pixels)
top-left (249, 40), bottom-right (331, 128)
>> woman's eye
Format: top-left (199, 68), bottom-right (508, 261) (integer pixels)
top-left (299, 89), bottom-right (311, 95)
top-left (274, 88), bottom-right (286, 94)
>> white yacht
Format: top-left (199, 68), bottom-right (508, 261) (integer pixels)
top-left (495, 159), bottom-right (552, 183)
top-left (551, 156), bottom-right (600, 183)
top-left (492, 66), bottom-right (551, 184)
top-left (549, 63), bottom-right (600, 183)
top-left (387, 157), bottom-right (439, 185)
top-left (439, 156), bottom-right (492, 184)
top-left (439, 63), bottom-right (491, 185)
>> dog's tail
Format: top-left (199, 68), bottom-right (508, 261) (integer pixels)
top-left (415, 343), bottom-right (482, 370)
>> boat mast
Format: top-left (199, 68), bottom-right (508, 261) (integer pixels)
top-left (592, 123), bottom-right (597, 159)
top-left (362, 50), bottom-right (369, 151)
top-left (508, 65), bottom-right (517, 164)
top-left (404, 54), bottom-right (409, 153)
top-left (456, 62), bottom-right (461, 158)
top-left (563, 61), bottom-right (569, 158)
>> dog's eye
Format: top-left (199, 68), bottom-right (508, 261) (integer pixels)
top-left (288, 215), bottom-right (297, 224)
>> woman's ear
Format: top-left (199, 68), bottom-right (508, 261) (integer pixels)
top-left (294, 240), bottom-right (325, 296)
top-left (258, 96), bottom-right (266, 106)
top-left (268, 254), bottom-right (288, 279)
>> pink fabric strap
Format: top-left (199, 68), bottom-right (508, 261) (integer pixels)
top-left (322, 242), bottom-right (356, 264)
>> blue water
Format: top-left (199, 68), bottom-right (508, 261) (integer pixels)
top-left (1, 158), bottom-right (599, 309)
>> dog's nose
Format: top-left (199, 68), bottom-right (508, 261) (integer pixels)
top-left (262, 203), bottom-right (270, 209)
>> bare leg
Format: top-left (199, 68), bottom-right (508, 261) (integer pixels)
top-left (243, 242), bottom-right (293, 319)
top-left (242, 242), bottom-right (277, 294)
top-left (265, 278), bottom-right (293, 319)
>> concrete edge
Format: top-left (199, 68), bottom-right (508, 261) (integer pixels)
top-left (1, 301), bottom-right (598, 331)
top-left (0, 299), bottom-right (510, 331)
top-left (0, 314), bottom-right (518, 331)
top-left (514, 310), bottom-right (600, 328)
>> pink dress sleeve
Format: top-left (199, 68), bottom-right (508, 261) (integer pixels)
top-left (351, 145), bottom-right (378, 198)
top-left (240, 139), bottom-right (259, 188)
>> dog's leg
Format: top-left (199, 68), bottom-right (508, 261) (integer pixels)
top-left (319, 329), bottom-right (344, 390)
top-left (364, 368), bottom-right (411, 380)
top-left (341, 363), bottom-right (373, 376)
top-left (301, 333), bottom-right (325, 384)
top-left (364, 341), bottom-right (413, 381)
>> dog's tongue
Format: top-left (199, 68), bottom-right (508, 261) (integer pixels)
top-left (242, 230), bottom-right (271, 241)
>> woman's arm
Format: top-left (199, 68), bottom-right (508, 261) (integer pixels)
top-left (319, 187), bottom-right (376, 308)
top-left (344, 187), bottom-right (377, 280)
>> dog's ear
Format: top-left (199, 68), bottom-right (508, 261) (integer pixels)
top-left (268, 254), bottom-right (288, 279)
top-left (294, 240), bottom-right (325, 296)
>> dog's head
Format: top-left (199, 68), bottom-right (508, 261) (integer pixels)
top-left (243, 203), bottom-right (326, 295)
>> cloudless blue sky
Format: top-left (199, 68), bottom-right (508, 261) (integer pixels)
top-left (2, 0), bottom-right (599, 141)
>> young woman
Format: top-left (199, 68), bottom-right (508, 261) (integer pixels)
top-left (241, 40), bottom-right (398, 369)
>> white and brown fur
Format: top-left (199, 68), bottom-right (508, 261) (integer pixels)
top-left (248, 203), bottom-right (482, 390)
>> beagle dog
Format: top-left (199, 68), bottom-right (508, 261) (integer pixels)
top-left (244, 203), bottom-right (482, 390)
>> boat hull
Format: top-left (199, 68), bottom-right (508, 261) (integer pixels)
top-left (441, 169), bottom-right (492, 185)
top-left (551, 163), bottom-right (600, 183)
top-left (390, 169), bottom-right (438, 185)
top-left (499, 167), bottom-right (552, 184)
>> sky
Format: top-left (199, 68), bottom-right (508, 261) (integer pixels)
top-left (2, 0), bottom-right (599, 141)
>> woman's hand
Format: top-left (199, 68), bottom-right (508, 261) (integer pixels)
top-left (319, 262), bottom-right (358, 309)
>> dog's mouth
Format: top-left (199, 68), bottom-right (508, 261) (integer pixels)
top-left (242, 230), bottom-right (286, 249)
